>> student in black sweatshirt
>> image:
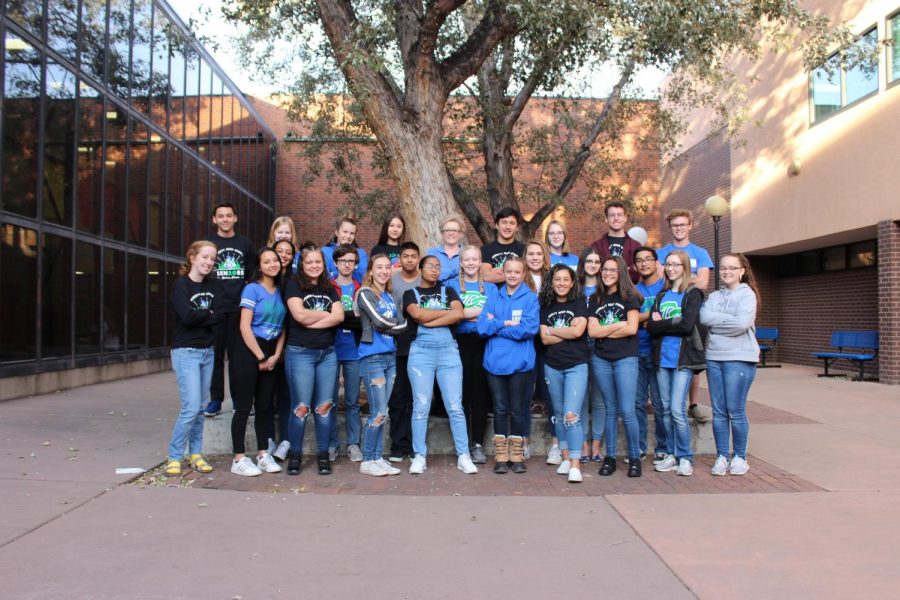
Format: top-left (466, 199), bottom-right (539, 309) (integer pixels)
top-left (166, 241), bottom-right (224, 476)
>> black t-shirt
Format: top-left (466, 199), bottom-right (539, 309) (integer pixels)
top-left (540, 299), bottom-right (590, 370)
top-left (284, 279), bottom-right (341, 348)
top-left (481, 240), bottom-right (526, 269)
top-left (206, 232), bottom-right (256, 311)
top-left (170, 276), bottom-right (224, 349)
top-left (606, 235), bottom-right (626, 259)
top-left (587, 291), bottom-right (641, 360)
top-left (370, 243), bottom-right (401, 266)
top-left (402, 285), bottom-right (461, 341)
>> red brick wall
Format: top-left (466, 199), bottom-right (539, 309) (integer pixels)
top-left (878, 220), bottom-right (900, 384)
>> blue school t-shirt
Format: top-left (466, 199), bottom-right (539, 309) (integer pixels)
top-left (447, 278), bottom-right (488, 335)
top-left (549, 252), bottom-right (579, 268)
top-left (636, 278), bottom-right (665, 356)
top-left (239, 282), bottom-right (286, 341)
top-left (357, 291), bottom-right (398, 359)
top-left (658, 289), bottom-right (685, 368)
top-left (657, 243), bottom-right (713, 276)
top-left (334, 281), bottom-right (359, 361)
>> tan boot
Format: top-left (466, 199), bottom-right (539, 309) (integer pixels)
top-left (508, 435), bottom-right (527, 474)
top-left (493, 435), bottom-right (509, 474)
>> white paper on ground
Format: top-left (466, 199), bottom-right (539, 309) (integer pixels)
top-left (115, 467), bottom-right (146, 475)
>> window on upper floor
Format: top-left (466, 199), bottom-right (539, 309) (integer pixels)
top-left (810, 27), bottom-right (879, 123)
top-left (890, 12), bottom-right (900, 85)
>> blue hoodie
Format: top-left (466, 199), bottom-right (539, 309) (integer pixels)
top-left (476, 283), bottom-right (540, 375)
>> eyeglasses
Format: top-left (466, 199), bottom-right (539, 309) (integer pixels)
top-left (635, 257), bottom-right (656, 264)
top-left (721, 266), bottom-right (744, 272)
top-left (664, 263), bottom-right (683, 269)
top-left (336, 259), bottom-right (357, 265)
top-left (423, 263), bottom-right (441, 271)
top-left (600, 268), bottom-right (618, 274)
top-left (442, 229), bottom-right (461, 234)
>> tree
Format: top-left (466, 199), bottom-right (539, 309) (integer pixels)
top-left (222, 1), bottom-right (842, 245)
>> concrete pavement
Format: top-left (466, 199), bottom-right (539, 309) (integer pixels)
top-left (0, 365), bottom-right (898, 598)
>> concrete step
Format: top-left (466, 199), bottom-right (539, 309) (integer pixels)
top-left (203, 412), bottom-right (715, 456)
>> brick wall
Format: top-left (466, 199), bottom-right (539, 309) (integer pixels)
top-left (878, 220), bottom-right (900, 384)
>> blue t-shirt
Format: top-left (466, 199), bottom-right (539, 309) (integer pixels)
top-left (239, 282), bottom-right (286, 341)
top-left (658, 289), bottom-right (685, 368)
top-left (357, 291), bottom-right (398, 359)
top-left (635, 278), bottom-right (665, 356)
top-left (333, 281), bottom-right (359, 361)
top-left (549, 252), bottom-right (579, 268)
top-left (657, 243), bottom-right (713, 276)
top-left (426, 245), bottom-right (462, 287)
top-left (447, 278), bottom-right (488, 334)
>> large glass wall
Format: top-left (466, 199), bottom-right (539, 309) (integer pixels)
top-left (0, 0), bottom-right (276, 376)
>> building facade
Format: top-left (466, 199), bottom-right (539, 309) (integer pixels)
top-left (0, 0), bottom-right (276, 394)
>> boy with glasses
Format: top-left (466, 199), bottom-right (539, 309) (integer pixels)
top-left (329, 245), bottom-right (363, 461)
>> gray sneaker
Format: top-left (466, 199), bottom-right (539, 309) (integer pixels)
top-left (729, 456), bottom-right (749, 475)
top-left (654, 454), bottom-right (677, 472)
top-left (273, 440), bottom-right (291, 462)
top-left (328, 446), bottom-right (338, 462)
top-left (471, 444), bottom-right (487, 464)
top-left (546, 444), bottom-right (562, 465)
top-left (347, 444), bottom-right (363, 462)
top-left (676, 458), bottom-right (693, 476)
top-left (710, 455), bottom-right (728, 476)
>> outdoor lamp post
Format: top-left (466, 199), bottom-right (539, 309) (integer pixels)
top-left (704, 194), bottom-right (729, 285)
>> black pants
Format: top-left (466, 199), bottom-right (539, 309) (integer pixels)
top-left (270, 361), bottom-right (290, 442)
top-left (388, 354), bottom-right (413, 456)
top-left (457, 332), bottom-right (489, 446)
top-left (211, 311), bottom-right (240, 404)
top-left (231, 336), bottom-right (277, 454)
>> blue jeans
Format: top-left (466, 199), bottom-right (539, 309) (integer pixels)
top-left (706, 360), bottom-right (755, 459)
top-left (330, 359), bottom-right (361, 448)
top-left (407, 340), bottom-right (469, 456)
top-left (360, 353), bottom-right (396, 462)
top-left (285, 345), bottom-right (338, 453)
top-left (656, 367), bottom-right (694, 462)
top-left (486, 371), bottom-right (530, 438)
top-left (168, 347), bottom-right (214, 460)
top-left (581, 381), bottom-right (605, 443)
top-left (591, 355), bottom-right (640, 459)
top-left (544, 363), bottom-right (588, 460)
top-left (636, 353), bottom-right (666, 454)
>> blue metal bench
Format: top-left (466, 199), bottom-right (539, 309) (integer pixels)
top-left (812, 330), bottom-right (879, 381)
top-left (755, 327), bottom-right (781, 368)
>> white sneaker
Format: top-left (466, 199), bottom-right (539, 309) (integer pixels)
top-left (457, 454), bottom-right (478, 474)
top-left (546, 444), bottom-right (562, 465)
top-left (654, 454), bottom-right (678, 472)
top-left (409, 454), bottom-right (427, 474)
top-left (328, 446), bottom-right (338, 461)
top-left (523, 443), bottom-right (531, 460)
top-left (360, 460), bottom-right (388, 477)
top-left (556, 459), bottom-right (571, 475)
top-left (710, 455), bottom-right (728, 476)
top-left (231, 456), bottom-right (262, 477)
top-left (729, 456), bottom-right (749, 476)
top-left (376, 459), bottom-right (402, 475)
top-left (568, 467), bottom-right (583, 483)
top-left (273, 440), bottom-right (291, 462)
top-left (256, 453), bottom-right (282, 473)
top-left (676, 458), bottom-right (693, 476)
top-left (347, 444), bottom-right (363, 462)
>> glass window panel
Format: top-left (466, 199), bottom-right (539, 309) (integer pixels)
top-left (167, 146), bottom-right (183, 255)
top-left (891, 15), bottom-right (900, 84)
top-left (845, 29), bottom-right (878, 105)
top-left (184, 46), bottom-right (200, 143)
top-left (167, 27), bottom-right (186, 139)
top-left (849, 240), bottom-right (876, 268)
top-left (799, 250), bottom-right (819, 275)
top-left (127, 253), bottom-right (147, 349)
top-left (128, 121), bottom-right (149, 245)
top-left (0, 224), bottom-right (38, 361)
top-left (44, 62), bottom-right (77, 226)
top-left (80, 0), bottom-right (108, 83)
top-left (42, 233), bottom-right (72, 358)
top-left (2, 33), bottom-right (41, 217)
top-left (149, 9), bottom-right (169, 130)
top-left (810, 55), bottom-right (841, 122)
top-left (77, 81), bottom-right (103, 233)
top-left (182, 154), bottom-right (196, 251)
top-left (198, 59), bottom-right (211, 149)
top-left (148, 258), bottom-right (165, 347)
top-left (131, 0), bottom-right (153, 115)
top-left (822, 246), bottom-right (846, 272)
top-left (165, 261), bottom-right (180, 345)
top-left (107, 0), bottom-right (132, 95)
top-left (196, 164), bottom-right (209, 241)
top-left (148, 139), bottom-right (165, 250)
top-left (103, 248), bottom-right (126, 352)
top-left (75, 241), bottom-right (101, 355)
top-left (103, 101), bottom-right (128, 241)
top-left (6, 0), bottom-right (44, 38)
top-left (47, 0), bottom-right (80, 63)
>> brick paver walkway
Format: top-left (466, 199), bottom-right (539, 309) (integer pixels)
top-left (140, 453), bottom-right (821, 496)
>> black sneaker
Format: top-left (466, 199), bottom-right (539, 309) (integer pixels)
top-left (599, 456), bottom-right (617, 476)
top-left (317, 450), bottom-right (332, 475)
top-left (287, 452), bottom-right (301, 476)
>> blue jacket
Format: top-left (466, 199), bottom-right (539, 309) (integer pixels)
top-left (476, 283), bottom-right (540, 375)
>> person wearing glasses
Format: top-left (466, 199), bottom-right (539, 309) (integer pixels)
top-left (576, 248), bottom-right (605, 462)
top-left (647, 250), bottom-right (708, 477)
top-left (402, 255), bottom-right (478, 475)
top-left (427, 215), bottom-right (466, 286)
top-left (545, 220), bottom-right (579, 268)
top-left (657, 209), bottom-right (714, 425)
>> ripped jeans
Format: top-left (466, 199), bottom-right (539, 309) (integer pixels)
top-left (359, 352), bottom-right (396, 462)
top-left (544, 363), bottom-right (588, 461)
top-left (407, 340), bottom-right (469, 457)
top-left (285, 345), bottom-right (337, 453)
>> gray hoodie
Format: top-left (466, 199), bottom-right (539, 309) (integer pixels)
top-left (699, 283), bottom-right (759, 363)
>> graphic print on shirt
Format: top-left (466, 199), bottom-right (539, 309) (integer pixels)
top-left (214, 248), bottom-right (246, 280)
top-left (640, 294), bottom-right (656, 314)
top-left (190, 292), bottom-right (214, 311)
top-left (304, 293), bottom-right (334, 312)
top-left (418, 290), bottom-right (448, 310)
top-left (658, 299), bottom-right (682, 319)
top-left (545, 309), bottom-right (575, 329)
top-left (459, 289), bottom-right (487, 309)
top-left (607, 238), bottom-right (625, 257)
top-left (489, 251), bottom-right (518, 269)
top-left (594, 300), bottom-right (626, 325)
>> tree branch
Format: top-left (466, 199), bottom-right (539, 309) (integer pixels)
top-left (439, 1), bottom-right (518, 95)
top-left (501, 39), bottom-right (566, 133)
top-left (447, 169), bottom-right (493, 243)
top-left (419, 0), bottom-right (467, 56)
top-left (395, 0), bottom-right (423, 72)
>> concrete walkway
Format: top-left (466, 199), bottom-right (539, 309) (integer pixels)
top-left (0, 365), bottom-right (898, 598)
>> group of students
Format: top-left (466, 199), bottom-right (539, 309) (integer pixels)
top-left (166, 200), bottom-right (760, 484)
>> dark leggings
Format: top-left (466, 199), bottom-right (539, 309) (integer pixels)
top-left (231, 336), bottom-right (277, 454)
top-left (270, 361), bottom-right (290, 442)
top-left (388, 354), bottom-right (413, 456)
top-left (457, 332), bottom-right (489, 446)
